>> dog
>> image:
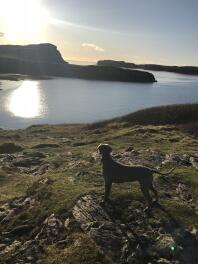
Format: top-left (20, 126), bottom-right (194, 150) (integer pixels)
top-left (98, 144), bottom-right (175, 206)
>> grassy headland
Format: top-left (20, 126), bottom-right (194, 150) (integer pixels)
top-left (0, 103), bottom-right (197, 263)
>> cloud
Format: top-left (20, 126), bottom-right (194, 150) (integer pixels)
top-left (0, 32), bottom-right (5, 37)
top-left (82, 43), bottom-right (104, 52)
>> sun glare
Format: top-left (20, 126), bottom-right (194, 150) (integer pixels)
top-left (0, 0), bottom-right (49, 41)
top-left (7, 80), bottom-right (43, 118)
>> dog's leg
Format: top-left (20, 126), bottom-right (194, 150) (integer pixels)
top-left (140, 184), bottom-right (152, 206)
top-left (104, 182), bottom-right (112, 202)
top-left (150, 185), bottom-right (159, 203)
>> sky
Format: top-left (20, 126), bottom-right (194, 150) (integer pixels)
top-left (0, 0), bottom-right (198, 65)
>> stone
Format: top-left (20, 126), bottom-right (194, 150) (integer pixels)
top-left (35, 214), bottom-right (63, 243)
top-left (0, 240), bottom-right (22, 256)
top-left (126, 146), bottom-right (134, 152)
top-left (151, 234), bottom-right (176, 257)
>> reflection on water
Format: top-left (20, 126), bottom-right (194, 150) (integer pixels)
top-left (7, 80), bottom-right (43, 118)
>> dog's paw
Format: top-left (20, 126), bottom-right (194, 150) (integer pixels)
top-left (99, 200), bottom-right (106, 206)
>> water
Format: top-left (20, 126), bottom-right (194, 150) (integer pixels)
top-left (0, 71), bottom-right (198, 129)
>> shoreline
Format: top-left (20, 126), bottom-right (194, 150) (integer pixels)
top-left (0, 102), bottom-right (198, 131)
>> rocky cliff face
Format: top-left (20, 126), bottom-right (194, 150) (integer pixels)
top-left (0, 43), bottom-right (64, 63)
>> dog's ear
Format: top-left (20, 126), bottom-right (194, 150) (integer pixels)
top-left (107, 145), bottom-right (112, 153)
top-left (97, 144), bottom-right (112, 154)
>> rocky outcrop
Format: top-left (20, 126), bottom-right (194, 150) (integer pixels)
top-left (72, 194), bottom-right (198, 263)
top-left (0, 183), bottom-right (197, 263)
top-left (0, 151), bottom-right (56, 175)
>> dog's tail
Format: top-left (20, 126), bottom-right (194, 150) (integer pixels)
top-left (151, 167), bottom-right (176, 175)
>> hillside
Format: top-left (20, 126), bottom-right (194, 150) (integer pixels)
top-left (0, 103), bottom-right (197, 263)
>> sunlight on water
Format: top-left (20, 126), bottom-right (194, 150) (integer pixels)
top-left (7, 80), bottom-right (43, 118)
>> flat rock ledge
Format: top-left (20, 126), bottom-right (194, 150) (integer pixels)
top-left (72, 195), bottom-right (198, 264)
top-left (73, 195), bottom-right (122, 259)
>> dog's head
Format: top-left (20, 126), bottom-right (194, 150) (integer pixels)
top-left (97, 144), bottom-right (112, 155)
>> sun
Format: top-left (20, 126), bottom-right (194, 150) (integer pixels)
top-left (0, 0), bottom-right (49, 42)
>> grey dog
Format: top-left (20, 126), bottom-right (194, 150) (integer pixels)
top-left (98, 144), bottom-right (175, 206)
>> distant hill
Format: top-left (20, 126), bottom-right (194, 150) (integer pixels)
top-left (97, 60), bottom-right (198, 75)
top-left (88, 102), bottom-right (198, 130)
top-left (0, 43), bottom-right (156, 83)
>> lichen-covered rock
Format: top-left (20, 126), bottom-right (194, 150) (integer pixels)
top-left (73, 195), bottom-right (123, 260)
top-left (35, 214), bottom-right (63, 244)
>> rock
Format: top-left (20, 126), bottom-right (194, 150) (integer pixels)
top-left (0, 197), bottom-right (35, 224)
top-left (189, 156), bottom-right (198, 170)
top-left (5, 240), bottom-right (43, 263)
top-left (126, 146), bottom-right (134, 152)
top-left (175, 183), bottom-right (197, 203)
top-left (39, 178), bottom-right (50, 185)
top-left (35, 214), bottom-right (63, 243)
top-left (64, 218), bottom-right (71, 230)
top-left (91, 151), bottom-right (99, 161)
top-left (73, 195), bottom-right (111, 227)
top-left (0, 240), bottom-right (22, 256)
top-left (72, 195), bottom-right (128, 261)
top-left (61, 151), bottom-right (73, 157)
top-left (0, 243), bottom-right (6, 251)
top-left (157, 258), bottom-right (174, 263)
top-left (150, 234), bottom-right (176, 258)
top-left (89, 221), bottom-right (122, 252)
top-left (0, 208), bottom-right (16, 223)
top-left (0, 143), bottom-right (23, 154)
top-left (73, 195), bottom-right (123, 257)
top-left (10, 197), bottom-right (35, 208)
top-left (163, 153), bottom-right (191, 166)
top-left (34, 163), bottom-right (52, 175)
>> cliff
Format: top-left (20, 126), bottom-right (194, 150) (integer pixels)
top-left (0, 43), bottom-right (64, 63)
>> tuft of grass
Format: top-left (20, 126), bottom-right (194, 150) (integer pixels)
top-left (42, 234), bottom-right (113, 264)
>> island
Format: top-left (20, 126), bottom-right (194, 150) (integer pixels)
top-left (97, 60), bottom-right (198, 75)
top-left (0, 44), bottom-right (156, 83)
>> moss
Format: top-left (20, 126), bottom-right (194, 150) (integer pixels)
top-left (42, 234), bottom-right (113, 264)
top-left (0, 142), bottom-right (23, 154)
